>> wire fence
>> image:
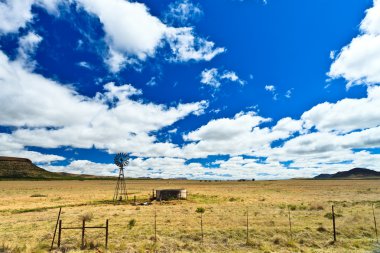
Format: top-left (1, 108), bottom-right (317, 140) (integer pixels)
top-left (51, 202), bottom-right (380, 251)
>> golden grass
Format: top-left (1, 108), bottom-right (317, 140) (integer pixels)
top-left (0, 179), bottom-right (380, 252)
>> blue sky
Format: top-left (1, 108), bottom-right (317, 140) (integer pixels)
top-left (1, 0), bottom-right (380, 179)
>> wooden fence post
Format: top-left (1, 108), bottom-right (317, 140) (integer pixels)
top-left (246, 207), bottom-right (249, 245)
top-left (154, 208), bottom-right (157, 243)
top-left (81, 220), bottom-right (85, 249)
top-left (58, 220), bottom-right (62, 248)
top-left (373, 204), bottom-right (378, 243)
top-left (201, 213), bottom-right (204, 244)
top-left (50, 207), bottom-right (61, 250)
top-left (105, 219), bottom-right (109, 249)
top-left (288, 206), bottom-right (293, 240)
top-left (332, 205), bottom-right (336, 242)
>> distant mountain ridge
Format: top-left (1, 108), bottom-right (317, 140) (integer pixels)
top-left (0, 156), bottom-right (112, 180)
top-left (314, 168), bottom-right (380, 179)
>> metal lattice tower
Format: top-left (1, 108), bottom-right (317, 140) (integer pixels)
top-left (113, 153), bottom-right (129, 201)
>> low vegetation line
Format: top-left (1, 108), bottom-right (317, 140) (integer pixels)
top-left (3, 200), bottom-right (117, 214)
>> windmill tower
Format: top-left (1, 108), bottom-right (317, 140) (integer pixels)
top-left (113, 153), bottom-right (129, 201)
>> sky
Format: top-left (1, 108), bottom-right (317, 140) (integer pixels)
top-left (0, 0), bottom-right (380, 180)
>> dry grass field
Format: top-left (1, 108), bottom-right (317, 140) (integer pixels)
top-left (1, 179), bottom-right (380, 253)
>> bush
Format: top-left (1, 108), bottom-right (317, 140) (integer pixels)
top-left (128, 219), bottom-right (136, 229)
top-left (79, 212), bottom-right (93, 222)
top-left (317, 226), bottom-right (327, 232)
top-left (324, 212), bottom-right (342, 219)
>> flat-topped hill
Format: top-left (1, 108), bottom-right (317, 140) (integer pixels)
top-left (0, 156), bottom-right (61, 179)
top-left (0, 156), bottom-right (113, 180)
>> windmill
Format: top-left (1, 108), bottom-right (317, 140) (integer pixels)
top-left (113, 153), bottom-right (129, 201)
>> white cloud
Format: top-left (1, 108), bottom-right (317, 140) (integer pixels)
top-left (77, 0), bottom-right (224, 71)
top-left (77, 61), bottom-right (91, 69)
top-left (0, 51), bottom-right (207, 157)
top-left (329, 50), bottom-right (335, 60)
top-left (78, 0), bottom-right (166, 61)
top-left (200, 68), bottom-right (219, 87)
top-left (182, 112), bottom-right (299, 158)
top-left (163, 0), bottom-right (203, 26)
top-left (146, 77), bottom-right (157, 86)
top-left (0, 0), bottom-right (63, 34)
top-left (0, 0), bottom-right (224, 71)
top-left (17, 31), bottom-right (42, 69)
top-left (200, 68), bottom-right (244, 88)
top-left (0, 0), bottom-right (34, 34)
top-left (265, 85), bottom-right (275, 92)
top-left (360, 0), bottom-right (380, 35)
top-left (0, 133), bottom-right (65, 164)
top-left (264, 85), bottom-right (278, 100)
top-left (45, 160), bottom-right (116, 176)
top-left (285, 88), bottom-right (293, 98)
top-left (221, 71), bottom-right (245, 84)
top-left (301, 86), bottom-right (380, 133)
top-left (166, 27), bottom-right (225, 62)
top-left (329, 0), bottom-right (380, 87)
top-left (21, 83), bottom-right (380, 179)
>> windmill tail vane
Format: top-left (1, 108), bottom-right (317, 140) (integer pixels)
top-left (113, 153), bottom-right (129, 201)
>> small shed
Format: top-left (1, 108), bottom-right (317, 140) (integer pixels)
top-left (155, 189), bottom-right (187, 200)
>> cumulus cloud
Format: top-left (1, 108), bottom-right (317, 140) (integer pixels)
top-left (78, 0), bottom-right (167, 61)
top-left (0, 133), bottom-right (65, 164)
top-left (301, 86), bottom-right (380, 133)
top-left (182, 111), bottom-right (300, 158)
top-left (31, 83), bottom-right (380, 178)
top-left (0, 0), bottom-right (34, 34)
top-left (0, 0), bottom-right (63, 34)
top-left (200, 68), bottom-right (245, 88)
top-left (329, 0), bottom-right (380, 87)
top-left (0, 0), bottom-right (224, 72)
top-left (0, 51), bottom-right (207, 157)
top-left (77, 0), bottom-right (224, 71)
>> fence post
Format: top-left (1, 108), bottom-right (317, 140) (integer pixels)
top-left (58, 220), bottom-right (62, 248)
top-left (332, 205), bottom-right (336, 242)
top-left (373, 204), bottom-right (378, 243)
top-left (154, 208), bottom-right (157, 243)
top-left (50, 207), bottom-right (61, 250)
top-left (105, 219), bottom-right (109, 249)
top-left (288, 206), bottom-right (293, 240)
top-left (81, 219), bottom-right (85, 249)
top-left (246, 207), bottom-right (249, 245)
top-left (201, 213), bottom-right (204, 244)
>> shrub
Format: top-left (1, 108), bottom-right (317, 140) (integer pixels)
top-left (317, 226), bottom-right (327, 232)
top-left (324, 212), bottom-right (342, 219)
top-left (128, 219), bottom-right (136, 229)
top-left (79, 212), bottom-right (93, 222)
